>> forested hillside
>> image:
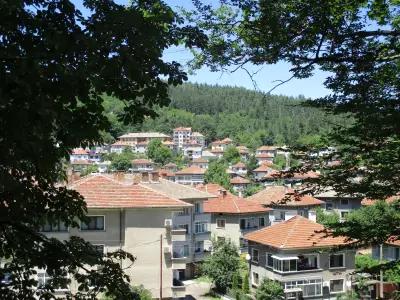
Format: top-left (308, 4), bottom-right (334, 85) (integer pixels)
top-left (103, 83), bottom-right (346, 149)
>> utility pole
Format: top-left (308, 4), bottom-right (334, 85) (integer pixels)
top-left (160, 234), bottom-right (163, 300)
top-left (379, 243), bottom-right (383, 299)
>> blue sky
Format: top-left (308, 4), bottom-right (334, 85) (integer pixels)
top-left (71, 0), bottom-right (330, 99)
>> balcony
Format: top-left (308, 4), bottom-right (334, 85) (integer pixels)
top-left (194, 249), bottom-right (211, 261)
top-left (171, 228), bottom-right (187, 242)
top-left (172, 278), bottom-right (186, 298)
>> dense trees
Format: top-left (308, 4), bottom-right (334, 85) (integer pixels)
top-left (146, 139), bottom-right (173, 165)
top-left (102, 83), bottom-right (347, 148)
top-left (0, 0), bottom-right (204, 298)
top-left (204, 160), bottom-right (231, 189)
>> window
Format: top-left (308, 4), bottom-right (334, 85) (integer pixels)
top-left (297, 254), bottom-right (318, 271)
top-left (216, 219), bottom-right (226, 228)
top-left (285, 279), bottom-right (322, 298)
top-left (194, 202), bottom-right (202, 214)
top-left (240, 219), bottom-right (246, 230)
top-left (340, 199), bottom-right (349, 206)
top-left (330, 253), bottom-right (345, 268)
top-left (275, 211), bottom-right (285, 221)
top-left (252, 272), bottom-right (259, 286)
top-left (273, 258), bottom-right (297, 272)
top-left (259, 217), bottom-right (265, 227)
top-left (40, 219), bottom-right (68, 232)
top-left (194, 222), bottom-right (208, 234)
top-left (37, 271), bottom-right (68, 291)
top-left (177, 224), bottom-right (189, 234)
top-left (330, 279), bottom-right (344, 293)
top-left (325, 202), bottom-right (333, 210)
top-left (341, 211), bottom-right (349, 219)
top-left (395, 248), bottom-right (400, 260)
top-left (252, 249), bottom-right (259, 263)
top-left (195, 241), bottom-right (204, 253)
top-left (266, 253), bottom-right (273, 267)
top-left (80, 216), bottom-right (104, 231)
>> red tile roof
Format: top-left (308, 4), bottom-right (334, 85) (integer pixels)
top-left (253, 163), bottom-right (275, 172)
top-left (263, 170), bottom-right (320, 180)
top-left (255, 153), bottom-right (275, 158)
top-left (230, 176), bottom-right (251, 184)
top-left (164, 162), bottom-right (177, 168)
top-left (71, 160), bottom-right (93, 165)
top-left (245, 215), bottom-right (350, 249)
top-left (247, 186), bottom-right (324, 207)
top-left (196, 184), bottom-right (271, 214)
top-left (257, 146), bottom-right (277, 151)
top-left (131, 159), bottom-right (153, 165)
top-left (175, 166), bottom-right (206, 175)
top-left (174, 127), bottom-right (192, 131)
top-left (232, 162), bottom-right (247, 168)
top-left (72, 148), bottom-right (89, 155)
top-left (361, 196), bottom-right (400, 206)
top-left (236, 146), bottom-right (249, 154)
top-left (192, 157), bottom-right (208, 163)
top-left (158, 169), bottom-right (175, 177)
top-left (69, 175), bottom-right (191, 208)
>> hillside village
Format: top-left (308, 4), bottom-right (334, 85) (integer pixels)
top-left (57, 129), bottom-right (397, 299)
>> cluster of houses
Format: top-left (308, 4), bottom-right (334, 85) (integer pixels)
top-left (59, 131), bottom-right (398, 299)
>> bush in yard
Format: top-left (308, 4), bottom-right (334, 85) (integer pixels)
top-left (255, 278), bottom-right (284, 300)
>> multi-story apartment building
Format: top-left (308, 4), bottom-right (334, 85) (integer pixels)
top-left (131, 159), bottom-right (154, 172)
top-left (110, 132), bottom-right (170, 153)
top-left (70, 148), bottom-right (90, 161)
top-left (230, 162), bottom-right (248, 176)
top-left (252, 163), bottom-right (275, 181)
top-left (141, 179), bottom-right (216, 277)
top-left (255, 146), bottom-right (277, 165)
top-left (40, 174), bottom-right (198, 299)
top-left (247, 186), bottom-right (324, 224)
top-left (173, 127), bottom-right (205, 150)
top-left (196, 184), bottom-right (271, 252)
top-left (175, 166), bottom-right (206, 185)
top-left (316, 189), bottom-right (363, 221)
top-left (190, 157), bottom-right (209, 169)
top-left (230, 176), bottom-right (251, 194)
top-left (211, 138), bottom-right (233, 152)
top-left (245, 216), bottom-right (356, 299)
top-left (182, 143), bottom-right (203, 160)
top-left (236, 146), bottom-right (250, 161)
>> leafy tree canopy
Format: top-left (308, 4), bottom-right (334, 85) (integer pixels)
top-left (205, 159), bottom-right (231, 189)
top-left (222, 146), bottom-right (241, 164)
top-left (201, 239), bottom-right (240, 293)
top-left (146, 139), bottom-right (173, 165)
top-left (0, 0), bottom-right (204, 298)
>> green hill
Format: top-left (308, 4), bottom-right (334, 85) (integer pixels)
top-left (103, 83), bottom-right (344, 149)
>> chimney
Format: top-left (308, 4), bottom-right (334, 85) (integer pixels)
top-left (238, 190), bottom-right (243, 198)
top-left (141, 172), bottom-right (149, 182)
top-left (218, 189), bottom-right (227, 197)
top-left (151, 172), bottom-right (159, 182)
top-left (132, 174), bottom-right (141, 184)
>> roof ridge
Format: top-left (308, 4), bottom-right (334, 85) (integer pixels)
top-left (281, 216), bottom-right (301, 248)
top-left (137, 182), bottom-right (193, 207)
top-left (158, 178), bottom-right (214, 198)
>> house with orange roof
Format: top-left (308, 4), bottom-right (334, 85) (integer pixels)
top-left (40, 173), bottom-right (200, 298)
top-left (190, 157), bottom-right (209, 169)
top-left (230, 161), bottom-right (248, 176)
top-left (182, 142), bottom-right (203, 160)
top-left (111, 132), bottom-right (171, 153)
top-left (131, 158), bottom-right (154, 172)
top-left (70, 148), bottom-right (90, 161)
top-left (236, 145), bottom-right (250, 161)
top-left (256, 145), bottom-right (277, 156)
top-left (211, 138), bottom-right (233, 152)
top-left (252, 162), bottom-right (275, 180)
top-left (175, 166), bottom-right (206, 185)
top-left (247, 186), bottom-right (324, 225)
top-left (196, 184), bottom-right (271, 252)
top-left (245, 216), bottom-right (355, 299)
top-left (261, 170), bottom-right (320, 187)
top-left (173, 127), bottom-right (205, 150)
top-left (230, 176), bottom-right (251, 194)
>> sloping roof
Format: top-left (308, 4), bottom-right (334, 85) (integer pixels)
top-left (192, 157), bottom-right (208, 163)
top-left (236, 146), bottom-right (249, 154)
top-left (158, 169), bottom-right (175, 177)
top-left (263, 170), bottom-right (320, 180)
top-left (69, 175), bottom-right (191, 208)
top-left (175, 166), bottom-right (206, 175)
top-left (257, 146), bottom-right (277, 151)
top-left (232, 162), bottom-right (247, 168)
top-left (230, 176), bottom-right (251, 184)
top-left (253, 164), bottom-right (275, 172)
top-left (142, 178), bottom-right (215, 200)
top-left (132, 159), bottom-right (153, 165)
top-left (247, 186), bottom-right (324, 207)
top-left (174, 127), bottom-right (191, 131)
top-left (164, 162), bottom-right (177, 168)
top-left (245, 215), bottom-right (350, 250)
top-left (361, 196), bottom-right (400, 206)
top-left (72, 148), bottom-right (89, 155)
top-left (119, 132), bottom-right (169, 139)
top-left (71, 160), bottom-right (93, 165)
top-left (196, 184), bottom-right (271, 214)
top-left (111, 141), bottom-right (132, 147)
top-left (255, 153), bottom-right (275, 158)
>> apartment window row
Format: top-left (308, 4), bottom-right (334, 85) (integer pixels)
top-left (240, 217), bottom-right (266, 230)
top-left (253, 249), bottom-right (345, 272)
top-left (40, 216), bottom-right (105, 232)
top-left (194, 222), bottom-right (209, 234)
top-left (285, 278), bottom-right (323, 298)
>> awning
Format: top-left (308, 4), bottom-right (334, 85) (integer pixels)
top-left (271, 254), bottom-right (299, 260)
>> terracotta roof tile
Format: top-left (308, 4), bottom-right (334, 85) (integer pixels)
top-left (174, 127), bottom-right (192, 131)
top-left (245, 215), bottom-right (350, 249)
top-left (69, 175), bottom-right (191, 208)
top-left (232, 162), bottom-right (247, 168)
top-left (175, 166), bottom-right (206, 175)
top-left (230, 176), bottom-right (251, 184)
top-left (253, 164), bottom-right (275, 172)
top-left (255, 153), bottom-right (275, 158)
top-left (72, 148), bottom-right (89, 155)
top-left (131, 159), bottom-right (153, 165)
top-left (361, 195), bottom-right (400, 206)
top-left (71, 160), bottom-right (93, 165)
top-left (257, 146), bottom-right (277, 151)
top-left (247, 186), bottom-right (324, 207)
top-left (196, 184), bottom-right (271, 214)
